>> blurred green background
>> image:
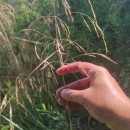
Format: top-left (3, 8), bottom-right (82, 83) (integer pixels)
top-left (0, 0), bottom-right (130, 129)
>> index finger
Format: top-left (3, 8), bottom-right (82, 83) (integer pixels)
top-left (56, 62), bottom-right (96, 77)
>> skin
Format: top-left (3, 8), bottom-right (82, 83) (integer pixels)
top-left (56, 62), bottom-right (130, 130)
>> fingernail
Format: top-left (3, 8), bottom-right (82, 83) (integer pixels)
top-left (56, 87), bottom-right (63, 97)
top-left (61, 89), bottom-right (70, 98)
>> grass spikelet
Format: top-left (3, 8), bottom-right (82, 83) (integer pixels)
top-left (62, 0), bottom-right (73, 21)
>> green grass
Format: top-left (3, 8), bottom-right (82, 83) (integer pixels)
top-left (0, 0), bottom-right (129, 130)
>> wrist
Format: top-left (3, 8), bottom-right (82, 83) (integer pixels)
top-left (107, 96), bottom-right (130, 130)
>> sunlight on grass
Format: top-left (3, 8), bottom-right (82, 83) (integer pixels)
top-left (0, 0), bottom-right (128, 130)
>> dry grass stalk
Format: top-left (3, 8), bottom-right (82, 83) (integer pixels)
top-left (53, 10), bottom-right (65, 66)
top-left (0, 1), bottom-right (19, 67)
top-left (9, 103), bottom-right (14, 130)
top-left (54, 38), bottom-right (64, 66)
top-left (87, 0), bottom-right (108, 53)
top-left (0, 1), bottom-right (15, 28)
top-left (23, 52), bottom-right (56, 82)
top-left (80, 14), bottom-right (91, 32)
top-left (71, 12), bottom-right (108, 53)
top-left (62, 0), bottom-right (73, 21)
top-left (88, 53), bottom-right (117, 64)
top-left (24, 87), bottom-right (33, 107)
top-left (15, 75), bottom-right (24, 104)
top-left (35, 37), bottom-right (45, 60)
top-left (58, 17), bottom-right (70, 38)
top-left (0, 95), bottom-right (8, 113)
top-left (0, 22), bottom-right (19, 67)
top-left (66, 53), bottom-right (117, 65)
top-left (87, 0), bottom-right (97, 22)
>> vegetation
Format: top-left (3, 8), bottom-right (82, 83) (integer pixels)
top-left (0, 0), bottom-right (130, 130)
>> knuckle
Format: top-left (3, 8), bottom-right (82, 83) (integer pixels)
top-left (99, 66), bottom-right (108, 73)
top-left (74, 61), bottom-right (82, 67)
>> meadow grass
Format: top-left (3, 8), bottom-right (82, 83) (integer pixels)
top-left (0, 0), bottom-right (127, 130)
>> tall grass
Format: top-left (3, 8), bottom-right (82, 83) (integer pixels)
top-left (0, 1), bottom-right (19, 68)
top-left (0, 0), bottom-right (127, 130)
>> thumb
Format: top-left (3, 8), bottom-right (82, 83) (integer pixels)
top-left (61, 89), bottom-right (84, 105)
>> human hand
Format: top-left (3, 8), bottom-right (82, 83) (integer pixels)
top-left (56, 62), bottom-right (130, 130)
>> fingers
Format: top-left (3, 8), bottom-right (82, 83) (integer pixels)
top-left (56, 62), bottom-right (96, 77)
top-left (60, 89), bottom-right (81, 102)
top-left (58, 98), bottom-right (67, 105)
top-left (56, 77), bottom-right (90, 98)
top-left (58, 98), bottom-right (84, 110)
top-left (56, 77), bottom-right (90, 110)
top-left (56, 62), bottom-right (97, 110)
